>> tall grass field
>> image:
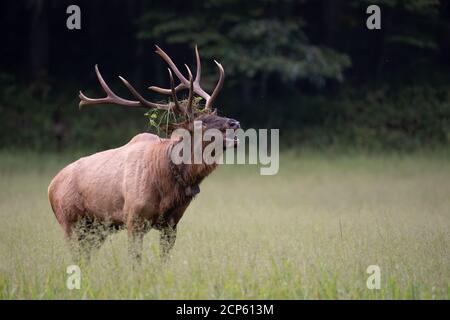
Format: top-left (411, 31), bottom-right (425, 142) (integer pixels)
top-left (0, 150), bottom-right (449, 299)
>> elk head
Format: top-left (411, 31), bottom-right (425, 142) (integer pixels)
top-left (79, 45), bottom-right (240, 154)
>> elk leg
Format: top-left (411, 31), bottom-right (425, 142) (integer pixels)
top-left (127, 214), bottom-right (145, 263)
top-left (160, 225), bottom-right (177, 262)
top-left (68, 232), bottom-right (92, 263)
top-left (128, 231), bottom-right (144, 264)
top-left (70, 218), bottom-right (108, 263)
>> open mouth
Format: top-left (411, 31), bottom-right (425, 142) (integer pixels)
top-left (224, 136), bottom-right (239, 148)
top-left (222, 128), bottom-right (239, 149)
top-left (221, 127), bottom-right (240, 149)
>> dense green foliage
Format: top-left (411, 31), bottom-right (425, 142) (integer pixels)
top-left (138, 1), bottom-right (351, 86)
top-left (279, 85), bottom-right (450, 151)
top-left (1, 0), bottom-right (449, 151)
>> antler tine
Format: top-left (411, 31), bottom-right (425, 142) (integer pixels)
top-left (79, 65), bottom-right (142, 109)
top-left (168, 68), bottom-right (182, 114)
top-left (79, 64), bottom-right (175, 111)
top-left (205, 60), bottom-right (225, 110)
top-left (118, 76), bottom-right (170, 110)
top-left (148, 83), bottom-right (184, 95)
top-left (148, 45), bottom-right (210, 101)
top-left (185, 64), bottom-right (194, 119)
top-left (148, 45), bottom-right (190, 95)
top-left (154, 45), bottom-right (189, 85)
top-left (194, 44), bottom-right (201, 86)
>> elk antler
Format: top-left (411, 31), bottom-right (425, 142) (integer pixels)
top-left (148, 45), bottom-right (225, 111)
top-left (79, 45), bottom-right (224, 116)
top-left (79, 65), bottom-right (174, 111)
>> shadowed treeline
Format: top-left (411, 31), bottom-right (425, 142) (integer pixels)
top-left (1, 0), bottom-right (450, 151)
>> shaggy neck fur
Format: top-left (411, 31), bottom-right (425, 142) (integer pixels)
top-left (165, 139), bottom-right (217, 198)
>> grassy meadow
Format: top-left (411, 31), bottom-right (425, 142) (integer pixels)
top-left (0, 150), bottom-right (449, 299)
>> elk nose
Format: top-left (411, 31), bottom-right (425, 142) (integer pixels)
top-left (228, 119), bottom-right (240, 129)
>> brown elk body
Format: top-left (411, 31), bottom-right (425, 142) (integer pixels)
top-left (48, 46), bottom-right (239, 261)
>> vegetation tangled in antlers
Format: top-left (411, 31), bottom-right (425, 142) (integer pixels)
top-left (145, 97), bottom-right (211, 135)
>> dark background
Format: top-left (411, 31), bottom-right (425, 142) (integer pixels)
top-left (1, 0), bottom-right (449, 152)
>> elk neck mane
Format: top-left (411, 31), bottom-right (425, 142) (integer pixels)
top-left (150, 138), bottom-right (218, 203)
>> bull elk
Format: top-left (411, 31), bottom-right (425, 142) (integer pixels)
top-left (48, 45), bottom-right (240, 262)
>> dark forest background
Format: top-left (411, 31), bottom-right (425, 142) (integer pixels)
top-left (1, 0), bottom-right (450, 152)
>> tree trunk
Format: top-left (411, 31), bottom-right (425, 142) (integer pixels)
top-left (29, 1), bottom-right (49, 82)
top-left (375, 6), bottom-right (394, 80)
top-left (322, 0), bottom-right (339, 47)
